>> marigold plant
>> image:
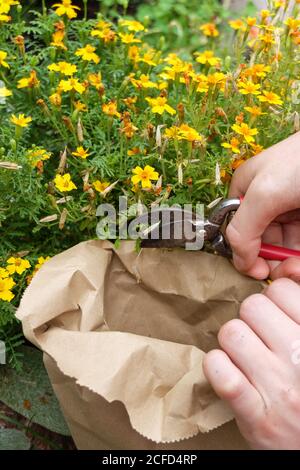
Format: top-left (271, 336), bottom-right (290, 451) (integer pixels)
top-left (1, 0), bottom-right (300, 367)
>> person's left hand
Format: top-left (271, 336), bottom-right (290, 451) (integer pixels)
top-left (203, 278), bottom-right (300, 450)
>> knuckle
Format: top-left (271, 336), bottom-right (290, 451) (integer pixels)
top-left (279, 388), bottom-right (300, 414)
top-left (218, 319), bottom-right (245, 346)
top-left (221, 376), bottom-right (246, 401)
top-left (239, 294), bottom-right (266, 321)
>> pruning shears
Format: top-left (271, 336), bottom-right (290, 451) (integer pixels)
top-left (133, 197), bottom-right (300, 261)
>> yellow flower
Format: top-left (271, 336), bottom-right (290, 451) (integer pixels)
top-left (207, 72), bottom-right (226, 88)
top-left (48, 61), bottom-right (77, 76)
top-left (285, 17), bottom-right (300, 32)
top-left (0, 86), bottom-right (12, 97)
top-left (0, 50), bottom-right (9, 68)
top-left (195, 50), bottom-right (220, 67)
top-left (27, 147), bottom-right (51, 167)
top-left (119, 19), bottom-right (145, 32)
top-left (75, 44), bottom-right (100, 64)
top-left (59, 78), bottom-right (85, 94)
top-left (93, 181), bottom-right (110, 193)
top-left (246, 17), bottom-right (257, 27)
top-left (259, 90), bottom-right (283, 106)
top-left (54, 173), bottom-right (77, 192)
top-left (244, 106), bottom-right (266, 117)
top-left (222, 137), bottom-right (241, 154)
top-left (52, 0), bottom-right (80, 19)
top-left (199, 23), bottom-right (219, 37)
top-left (49, 92), bottom-right (62, 107)
top-left (7, 257), bottom-right (31, 275)
top-left (244, 64), bottom-right (271, 79)
top-left (50, 30), bottom-right (67, 50)
top-left (17, 70), bottom-right (40, 89)
top-left (145, 96), bottom-right (176, 115)
top-left (194, 74), bottom-right (209, 93)
top-left (88, 72), bottom-right (103, 90)
top-left (74, 101), bottom-right (87, 112)
top-left (178, 124), bottom-right (203, 142)
top-left (238, 80), bottom-right (261, 96)
top-left (232, 122), bottom-right (258, 144)
top-left (250, 143), bottom-right (264, 155)
top-left (102, 100), bottom-right (121, 118)
top-left (0, 277), bottom-right (15, 302)
top-left (0, 268), bottom-right (9, 278)
top-left (34, 256), bottom-right (51, 271)
top-left (131, 165), bottom-right (159, 189)
top-left (10, 113), bottom-right (32, 127)
top-left (130, 74), bottom-right (158, 89)
top-left (0, 14), bottom-right (11, 23)
top-left (138, 49), bottom-right (158, 67)
top-left (164, 126), bottom-right (181, 140)
top-left (72, 147), bottom-right (90, 159)
top-left (229, 19), bottom-right (246, 31)
top-left (119, 33), bottom-right (141, 44)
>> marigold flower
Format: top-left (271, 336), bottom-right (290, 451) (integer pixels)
top-left (93, 181), bottom-right (110, 193)
top-left (131, 165), bottom-right (159, 189)
top-left (199, 23), bottom-right (219, 37)
top-left (74, 101), bottom-right (87, 112)
top-left (222, 137), bottom-right (240, 154)
top-left (88, 72), bottom-right (104, 90)
top-left (250, 143), bottom-right (264, 155)
top-left (119, 19), bottom-right (145, 32)
top-left (145, 96), bottom-right (176, 115)
top-left (232, 122), bottom-right (258, 144)
top-left (49, 92), bottom-right (62, 106)
top-left (246, 17), bottom-right (257, 27)
top-left (130, 74), bottom-right (158, 89)
top-left (10, 113), bottom-right (32, 127)
top-left (0, 267), bottom-right (9, 278)
top-left (119, 33), bottom-right (141, 44)
top-left (0, 50), bottom-right (9, 68)
top-left (0, 277), bottom-right (15, 302)
top-left (244, 106), bottom-right (266, 117)
top-left (178, 124), bottom-right (203, 142)
top-left (195, 50), bottom-right (220, 67)
top-left (48, 61), bottom-right (77, 76)
top-left (50, 30), bottom-right (67, 50)
top-left (102, 100), bottom-right (121, 118)
top-left (244, 64), bottom-right (271, 79)
top-left (229, 19), bottom-right (246, 31)
top-left (54, 173), bottom-right (77, 192)
top-left (17, 70), bottom-right (39, 89)
top-left (238, 80), bottom-right (261, 96)
top-left (7, 257), bottom-right (31, 275)
top-left (72, 147), bottom-right (90, 159)
top-left (52, 0), bottom-right (80, 19)
top-left (259, 90), bottom-right (283, 105)
top-left (27, 147), bottom-right (51, 167)
top-left (75, 44), bottom-right (100, 64)
top-left (138, 49), bottom-right (158, 67)
top-left (59, 78), bottom-right (85, 94)
top-left (0, 86), bottom-right (12, 97)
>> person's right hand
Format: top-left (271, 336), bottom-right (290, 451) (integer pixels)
top-left (226, 131), bottom-right (300, 280)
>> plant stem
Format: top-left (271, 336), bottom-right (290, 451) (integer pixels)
top-left (83, 0), bottom-right (88, 21)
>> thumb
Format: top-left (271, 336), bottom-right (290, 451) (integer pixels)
top-left (226, 182), bottom-right (278, 279)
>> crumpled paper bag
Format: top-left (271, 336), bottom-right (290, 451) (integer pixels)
top-left (16, 240), bottom-right (265, 449)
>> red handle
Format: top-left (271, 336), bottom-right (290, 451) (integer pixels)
top-left (238, 196), bottom-right (300, 261)
top-left (259, 244), bottom-right (300, 261)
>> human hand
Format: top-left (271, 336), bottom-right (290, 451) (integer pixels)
top-left (226, 131), bottom-right (300, 280)
top-left (203, 278), bottom-right (300, 450)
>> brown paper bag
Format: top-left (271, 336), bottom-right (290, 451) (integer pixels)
top-left (16, 240), bottom-right (264, 449)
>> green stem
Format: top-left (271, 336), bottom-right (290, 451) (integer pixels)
top-left (83, 0), bottom-right (88, 21)
top-left (42, 0), bottom-right (46, 17)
